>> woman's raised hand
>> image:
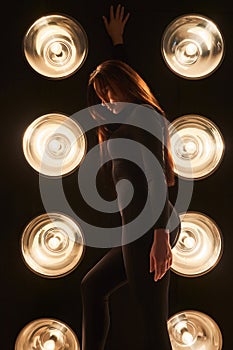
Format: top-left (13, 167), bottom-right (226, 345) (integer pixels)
top-left (102, 4), bottom-right (130, 45)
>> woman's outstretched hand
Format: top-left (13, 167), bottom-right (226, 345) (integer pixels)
top-left (150, 229), bottom-right (173, 282)
top-left (102, 4), bottom-right (130, 45)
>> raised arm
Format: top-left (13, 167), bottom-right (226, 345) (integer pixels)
top-left (102, 4), bottom-right (130, 61)
top-left (102, 4), bottom-right (130, 45)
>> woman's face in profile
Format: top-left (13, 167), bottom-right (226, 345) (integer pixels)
top-left (96, 84), bottom-right (128, 114)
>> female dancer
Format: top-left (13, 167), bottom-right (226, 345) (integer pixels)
top-left (80, 5), bottom-right (175, 349)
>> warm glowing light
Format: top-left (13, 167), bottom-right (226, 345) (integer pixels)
top-left (168, 114), bottom-right (225, 180)
top-left (23, 113), bottom-right (86, 177)
top-left (182, 235), bottom-right (196, 249)
top-left (15, 318), bottom-right (80, 350)
top-left (168, 310), bottom-right (223, 349)
top-left (47, 235), bottom-right (62, 250)
top-left (185, 43), bottom-right (198, 56)
top-left (23, 14), bottom-right (88, 79)
top-left (44, 339), bottom-right (56, 350)
top-left (171, 211), bottom-right (223, 277)
top-left (183, 140), bottom-right (197, 154)
top-left (50, 42), bottom-right (63, 56)
top-left (21, 213), bottom-right (85, 278)
top-left (161, 14), bottom-right (224, 79)
top-left (182, 331), bottom-right (194, 345)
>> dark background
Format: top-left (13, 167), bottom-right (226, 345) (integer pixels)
top-left (1, 0), bottom-right (232, 349)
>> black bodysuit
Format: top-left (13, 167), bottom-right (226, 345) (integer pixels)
top-left (80, 45), bottom-right (173, 350)
top-left (105, 102), bottom-right (170, 238)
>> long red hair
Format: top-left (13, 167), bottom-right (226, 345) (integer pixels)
top-left (87, 59), bottom-right (175, 187)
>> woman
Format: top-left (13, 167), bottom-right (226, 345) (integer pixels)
top-left (80, 5), bottom-right (175, 349)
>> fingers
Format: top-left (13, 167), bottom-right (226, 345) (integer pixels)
top-left (116, 4), bottom-right (121, 19)
top-left (120, 5), bottom-right (124, 20)
top-left (122, 12), bottom-right (130, 26)
top-left (107, 4), bottom-right (130, 23)
top-left (149, 255), bottom-right (165, 281)
top-left (102, 16), bottom-right (108, 29)
top-left (154, 263), bottom-right (166, 282)
top-left (149, 254), bottom-right (155, 273)
top-left (150, 256), bottom-right (173, 282)
top-left (110, 5), bottom-right (114, 20)
top-left (168, 255), bottom-right (173, 269)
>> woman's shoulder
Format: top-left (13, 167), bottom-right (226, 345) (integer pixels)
top-left (126, 103), bottom-right (165, 134)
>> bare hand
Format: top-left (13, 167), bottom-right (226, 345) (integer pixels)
top-left (102, 4), bottom-right (130, 45)
top-left (149, 229), bottom-right (173, 282)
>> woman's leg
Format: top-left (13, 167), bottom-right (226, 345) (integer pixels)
top-left (116, 175), bottom-right (172, 349)
top-left (80, 246), bottom-right (127, 350)
top-left (122, 230), bottom-right (172, 350)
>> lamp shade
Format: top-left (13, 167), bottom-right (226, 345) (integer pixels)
top-left (21, 212), bottom-right (85, 278)
top-left (23, 14), bottom-right (88, 79)
top-left (161, 14), bottom-right (224, 79)
top-left (168, 114), bottom-right (225, 180)
top-left (15, 318), bottom-right (80, 350)
top-left (171, 211), bottom-right (223, 277)
top-left (168, 310), bottom-right (223, 349)
top-left (23, 113), bottom-right (86, 177)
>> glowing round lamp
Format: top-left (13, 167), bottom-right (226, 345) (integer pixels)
top-left (23, 14), bottom-right (88, 79)
top-left (21, 212), bottom-right (85, 278)
top-left (161, 14), bottom-right (224, 79)
top-left (168, 310), bottom-right (223, 349)
top-left (168, 114), bottom-right (225, 180)
top-left (171, 211), bottom-right (223, 277)
top-left (15, 318), bottom-right (80, 350)
top-left (23, 113), bottom-right (86, 177)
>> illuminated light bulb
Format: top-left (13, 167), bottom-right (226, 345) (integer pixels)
top-left (47, 138), bottom-right (67, 156)
top-left (21, 213), bottom-right (85, 278)
top-left (171, 211), bottom-right (223, 277)
top-left (185, 42), bottom-right (198, 56)
top-left (15, 318), bottom-right (80, 350)
top-left (182, 330), bottom-right (194, 345)
top-left (168, 114), bottom-right (225, 180)
top-left (175, 39), bottom-right (200, 65)
top-left (182, 235), bottom-right (196, 250)
top-left (23, 113), bottom-right (86, 177)
top-left (23, 14), bottom-right (88, 79)
top-left (183, 140), bottom-right (197, 155)
top-left (50, 42), bottom-right (63, 56)
top-left (44, 339), bottom-right (56, 350)
top-left (161, 14), bottom-right (224, 79)
top-left (47, 236), bottom-right (62, 251)
top-left (167, 310), bottom-right (223, 349)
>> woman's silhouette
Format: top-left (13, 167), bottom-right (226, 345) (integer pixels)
top-left (80, 5), bottom-right (175, 349)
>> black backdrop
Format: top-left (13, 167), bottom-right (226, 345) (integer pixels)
top-left (1, 0), bottom-right (233, 349)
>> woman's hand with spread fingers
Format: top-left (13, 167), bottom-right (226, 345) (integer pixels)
top-left (102, 4), bottom-right (130, 45)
